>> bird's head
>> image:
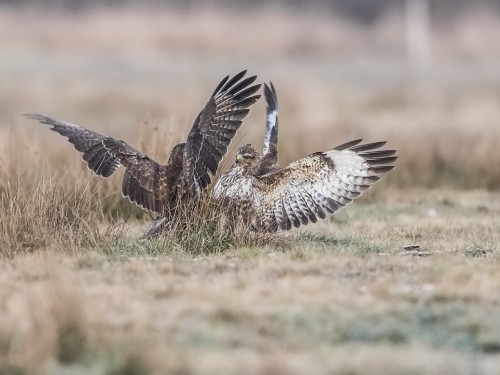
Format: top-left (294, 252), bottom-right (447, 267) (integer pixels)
top-left (235, 144), bottom-right (260, 167)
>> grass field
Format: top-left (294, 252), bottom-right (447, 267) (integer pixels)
top-left (1, 4), bottom-right (500, 374)
top-left (1, 189), bottom-right (500, 374)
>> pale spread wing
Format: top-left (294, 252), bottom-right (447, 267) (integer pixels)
top-left (183, 70), bottom-right (261, 197)
top-left (26, 114), bottom-right (167, 215)
top-left (262, 82), bottom-right (278, 157)
top-left (252, 140), bottom-right (397, 232)
top-left (25, 114), bottom-right (121, 177)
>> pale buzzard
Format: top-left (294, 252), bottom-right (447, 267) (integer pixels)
top-left (213, 83), bottom-right (397, 232)
top-left (26, 70), bottom-right (261, 222)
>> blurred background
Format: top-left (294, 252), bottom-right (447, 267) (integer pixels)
top-left (1, 0), bottom-right (500, 189)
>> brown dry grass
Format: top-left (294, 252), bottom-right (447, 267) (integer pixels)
top-left (1, 4), bottom-right (500, 374)
top-left (0, 190), bottom-right (499, 373)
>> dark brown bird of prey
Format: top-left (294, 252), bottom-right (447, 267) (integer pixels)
top-left (213, 83), bottom-right (397, 232)
top-left (26, 70), bottom-right (261, 227)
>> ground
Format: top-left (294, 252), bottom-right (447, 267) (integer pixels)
top-left (1, 189), bottom-right (499, 374)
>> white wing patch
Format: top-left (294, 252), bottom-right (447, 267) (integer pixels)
top-left (263, 109), bottom-right (278, 156)
top-left (262, 82), bottom-right (278, 157)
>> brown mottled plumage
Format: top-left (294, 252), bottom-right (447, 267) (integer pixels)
top-left (213, 84), bottom-right (397, 232)
top-left (26, 70), bottom-right (261, 222)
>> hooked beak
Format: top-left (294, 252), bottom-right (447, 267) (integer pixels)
top-left (236, 154), bottom-right (243, 163)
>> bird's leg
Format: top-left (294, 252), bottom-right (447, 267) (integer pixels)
top-left (141, 217), bottom-right (171, 239)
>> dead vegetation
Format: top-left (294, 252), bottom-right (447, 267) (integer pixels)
top-left (0, 172), bottom-right (105, 256)
top-left (0, 4), bottom-right (500, 374)
top-left (0, 168), bottom-right (499, 375)
top-left (0, 198), bottom-right (499, 374)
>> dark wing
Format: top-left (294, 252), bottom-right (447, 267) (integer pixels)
top-left (220, 140), bottom-right (397, 232)
top-left (102, 138), bottom-right (167, 215)
top-left (25, 114), bottom-right (167, 215)
top-left (262, 82), bottom-right (278, 157)
top-left (24, 114), bottom-right (121, 177)
top-left (183, 70), bottom-right (261, 197)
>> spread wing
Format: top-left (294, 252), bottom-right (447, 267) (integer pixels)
top-left (25, 114), bottom-right (121, 178)
top-left (25, 114), bottom-right (166, 215)
top-left (258, 82), bottom-right (279, 175)
top-left (222, 140), bottom-right (397, 232)
top-left (183, 70), bottom-right (261, 197)
top-left (262, 82), bottom-right (278, 157)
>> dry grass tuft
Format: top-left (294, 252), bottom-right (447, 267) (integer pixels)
top-left (0, 163), bottom-right (291, 258)
top-left (0, 172), bottom-right (114, 257)
top-left (104, 195), bottom-right (294, 257)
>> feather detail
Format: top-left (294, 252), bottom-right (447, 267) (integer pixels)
top-left (214, 139), bottom-right (397, 232)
